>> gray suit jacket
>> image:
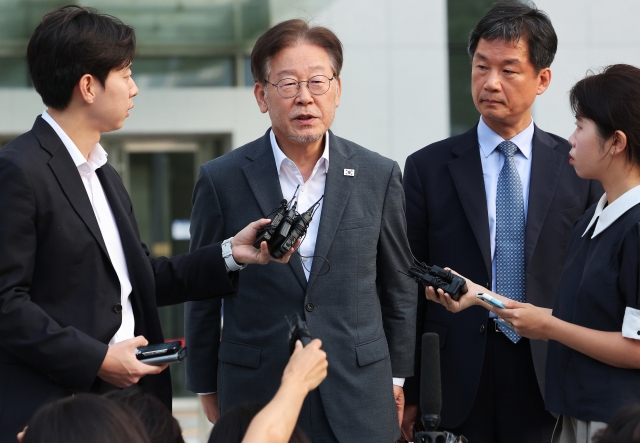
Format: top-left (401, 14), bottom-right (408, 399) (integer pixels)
top-left (185, 129), bottom-right (416, 442)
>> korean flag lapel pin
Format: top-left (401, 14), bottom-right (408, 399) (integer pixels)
top-left (343, 169), bottom-right (355, 177)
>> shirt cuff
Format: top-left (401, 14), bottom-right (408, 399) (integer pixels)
top-left (622, 307), bottom-right (640, 340)
top-left (393, 377), bottom-right (405, 387)
top-left (198, 392), bottom-right (216, 395)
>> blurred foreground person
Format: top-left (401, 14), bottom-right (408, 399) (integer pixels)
top-left (402, 2), bottom-right (601, 442)
top-left (186, 18), bottom-right (415, 443)
top-left (21, 394), bottom-right (149, 443)
top-left (429, 64), bottom-right (640, 443)
top-left (0, 6), bottom-right (294, 441)
top-left (592, 404), bottom-right (640, 443)
top-left (105, 389), bottom-right (184, 443)
top-left (209, 339), bottom-right (327, 443)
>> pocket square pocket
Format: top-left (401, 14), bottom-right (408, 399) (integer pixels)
top-left (355, 336), bottom-right (390, 367)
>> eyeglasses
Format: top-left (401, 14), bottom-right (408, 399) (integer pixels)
top-left (265, 75), bottom-right (335, 99)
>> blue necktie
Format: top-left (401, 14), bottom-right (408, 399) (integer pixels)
top-left (495, 141), bottom-right (525, 343)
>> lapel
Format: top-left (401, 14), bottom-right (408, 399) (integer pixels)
top-left (242, 130), bottom-right (307, 290)
top-left (447, 126), bottom-right (492, 280)
top-left (96, 166), bottom-right (149, 316)
top-left (525, 125), bottom-right (565, 268)
top-left (34, 116), bottom-right (111, 261)
top-left (306, 131), bottom-right (357, 292)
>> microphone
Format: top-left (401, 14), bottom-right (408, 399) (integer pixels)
top-left (414, 333), bottom-right (467, 443)
top-left (420, 333), bottom-right (442, 431)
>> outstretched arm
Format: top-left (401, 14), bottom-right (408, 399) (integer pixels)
top-left (241, 340), bottom-right (328, 443)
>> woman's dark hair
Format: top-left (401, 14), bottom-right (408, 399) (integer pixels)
top-left (104, 388), bottom-right (184, 443)
top-left (250, 19), bottom-right (343, 84)
top-left (570, 64), bottom-right (640, 167)
top-left (208, 403), bottom-right (310, 443)
top-left (468, 1), bottom-right (557, 72)
top-left (27, 5), bottom-right (136, 110)
top-left (592, 404), bottom-right (640, 443)
top-left (22, 394), bottom-right (149, 443)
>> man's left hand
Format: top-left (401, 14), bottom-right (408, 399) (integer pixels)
top-left (394, 385), bottom-right (405, 429)
top-left (231, 219), bottom-right (298, 265)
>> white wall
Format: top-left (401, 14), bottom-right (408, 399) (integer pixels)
top-left (0, 88), bottom-right (271, 147)
top-left (272, 0), bottom-right (450, 167)
top-left (533, 0), bottom-right (640, 139)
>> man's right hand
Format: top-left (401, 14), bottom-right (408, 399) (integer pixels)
top-left (200, 393), bottom-right (219, 424)
top-left (97, 336), bottom-right (167, 387)
top-left (282, 339), bottom-right (328, 393)
top-left (401, 402), bottom-right (419, 441)
top-left (231, 219), bottom-right (299, 265)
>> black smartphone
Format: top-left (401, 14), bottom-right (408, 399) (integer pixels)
top-left (136, 341), bottom-right (187, 366)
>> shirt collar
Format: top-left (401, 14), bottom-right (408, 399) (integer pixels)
top-left (41, 110), bottom-right (108, 172)
top-left (583, 184), bottom-right (640, 238)
top-left (269, 129), bottom-right (330, 176)
top-left (477, 116), bottom-right (534, 159)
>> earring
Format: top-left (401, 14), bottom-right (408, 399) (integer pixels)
top-left (611, 150), bottom-right (615, 155)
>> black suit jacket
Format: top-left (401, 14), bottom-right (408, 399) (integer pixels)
top-left (402, 124), bottom-right (602, 428)
top-left (0, 117), bottom-right (238, 440)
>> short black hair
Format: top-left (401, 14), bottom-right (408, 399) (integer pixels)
top-left (22, 394), bottom-right (149, 443)
top-left (570, 64), bottom-right (640, 168)
top-left (592, 404), bottom-right (640, 443)
top-left (27, 5), bottom-right (136, 110)
top-left (468, 1), bottom-right (557, 72)
top-left (104, 388), bottom-right (185, 443)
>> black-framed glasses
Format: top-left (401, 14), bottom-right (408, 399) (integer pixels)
top-left (265, 75), bottom-right (335, 98)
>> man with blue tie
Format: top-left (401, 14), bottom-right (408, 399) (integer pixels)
top-left (400, 2), bottom-right (602, 442)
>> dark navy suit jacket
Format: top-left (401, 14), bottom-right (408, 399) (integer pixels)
top-left (402, 124), bottom-right (602, 428)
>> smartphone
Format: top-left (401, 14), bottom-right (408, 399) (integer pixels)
top-left (494, 317), bottom-right (516, 332)
top-left (136, 341), bottom-right (187, 366)
top-left (476, 292), bottom-right (506, 309)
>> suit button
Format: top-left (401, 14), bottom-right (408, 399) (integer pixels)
top-left (305, 303), bottom-right (314, 312)
top-left (113, 303), bottom-right (122, 314)
top-left (479, 324), bottom-right (486, 334)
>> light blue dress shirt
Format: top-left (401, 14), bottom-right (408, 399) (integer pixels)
top-left (477, 117), bottom-right (534, 299)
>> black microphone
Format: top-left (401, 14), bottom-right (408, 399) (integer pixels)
top-left (414, 333), bottom-right (445, 443)
top-left (420, 332), bottom-right (442, 428)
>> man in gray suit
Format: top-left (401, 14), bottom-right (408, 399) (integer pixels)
top-left (185, 19), bottom-right (416, 443)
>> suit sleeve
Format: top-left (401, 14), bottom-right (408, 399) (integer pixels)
top-left (184, 165), bottom-right (226, 393)
top-left (148, 240), bottom-right (238, 307)
top-left (402, 154), bottom-right (429, 404)
top-left (0, 157), bottom-right (107, 391)
top-left (620, 223), bottom-right (640, 340)
top-left (377, 161), bottom-right (417, 378)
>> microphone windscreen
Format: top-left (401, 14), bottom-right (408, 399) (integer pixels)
top-left (419, 332), bottom-right (442, 416)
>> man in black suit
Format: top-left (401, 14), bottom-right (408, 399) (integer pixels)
top-left (0, 6), bottom-right (293, 441)
top-left (401, 2), bottom-right (602, 442)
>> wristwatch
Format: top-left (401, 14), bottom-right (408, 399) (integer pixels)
top-left (221, 237), bottom-right (247, 272)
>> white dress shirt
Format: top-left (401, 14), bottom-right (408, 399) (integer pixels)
top-left (582, 184), bottom-right (640, 340)
top-left (270, 130), bottom-right (327, 280)
top-left (42, 110), bottom-right (134, 345)
top-left (478, 117), bottom-right (534, 298)
top-left (269, 130), bottom-right (404, 388)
